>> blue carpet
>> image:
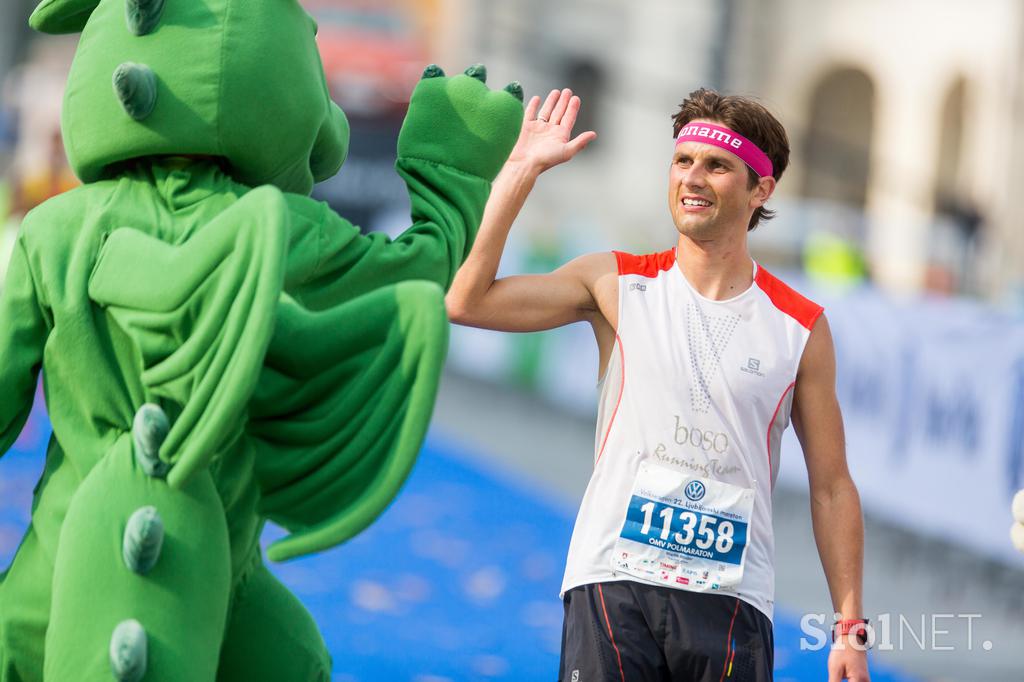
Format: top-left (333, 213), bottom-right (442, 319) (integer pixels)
top-left (1, 398), bottom-right (918, 681)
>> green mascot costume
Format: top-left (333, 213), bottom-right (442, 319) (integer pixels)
top-left (0, 0), bottom-right (523, 679)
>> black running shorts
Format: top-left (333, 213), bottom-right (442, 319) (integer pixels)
top-left (559, 581), bottom-right (773, 681)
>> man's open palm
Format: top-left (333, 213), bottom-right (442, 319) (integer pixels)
top-left (508, 88), bottom-right (597, 172)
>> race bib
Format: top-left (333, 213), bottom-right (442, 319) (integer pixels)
top-left (611, 461), bottom-right (755, 591)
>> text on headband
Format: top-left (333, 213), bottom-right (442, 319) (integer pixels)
top-left (675, 122), bottom-right (773, 178)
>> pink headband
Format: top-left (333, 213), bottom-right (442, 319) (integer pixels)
top-left (675, 122), bottom-right (773, 178)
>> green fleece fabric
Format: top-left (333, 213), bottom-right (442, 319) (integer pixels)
top-left (0, 0), bottom-right (522, 679)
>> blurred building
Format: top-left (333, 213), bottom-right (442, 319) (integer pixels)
top-left (727, 0), bottom-right (1024, 302)
top-left (5, 38), bottom-right (78, 213)
top-left (0, 6), bottom-right (76, 285)
top-left (0, 1), bottom-right (36, 102)
top-left (0, 0), bottom-right (39, 188)
top-left (442, 0), bottom-right (1024, 303)
top-left (3, 0), bottom-right (1024, 302)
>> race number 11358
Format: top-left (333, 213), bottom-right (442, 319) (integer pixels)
top-left (638, 501), bottom-right (735, 554)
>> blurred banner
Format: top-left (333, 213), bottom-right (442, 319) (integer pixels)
top-left (778, 286), bottom-right (1024, 565)
top-left (447, 239), bottom-right (1024, 566)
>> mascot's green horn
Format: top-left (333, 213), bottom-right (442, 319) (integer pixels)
top-left (504, 81), bottom-right (524, 103)
top-left (109, 619), bottom-right (147, 682)
top-left (29, 0), bottom-right (101, 34)
top-left (126, 0), bottom-right (164, 36)
top-left (113, 62), bottom-right (157, 121)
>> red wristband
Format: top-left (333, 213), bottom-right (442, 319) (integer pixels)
top-left (832, 619), bottom-right (871, 646)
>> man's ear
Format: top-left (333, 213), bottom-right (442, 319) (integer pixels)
top-left (29, 0), bottom-right (101, 34)
top-left (751, 175), bottom-right (776, 209)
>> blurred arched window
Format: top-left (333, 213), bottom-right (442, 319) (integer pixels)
top-left (933, 76), bottom-right (968, 204)
top-left (931, 76), bottom-right (981, 294)
top-left (801, 67), bottom-right (875, 208)
top-left (932, 76), bottom-right (979, 236)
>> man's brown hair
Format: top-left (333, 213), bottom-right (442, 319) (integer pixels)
top-left (672, 88), bottom-right (790, 230)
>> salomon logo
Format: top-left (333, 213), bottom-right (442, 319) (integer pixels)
top-left (740, 357), bottom-right (765, 377)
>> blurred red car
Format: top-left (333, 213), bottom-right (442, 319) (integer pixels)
top-left (303, 0), bottom-right (427, 119)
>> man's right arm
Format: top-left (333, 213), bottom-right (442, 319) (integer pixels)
top-left (445, 88), bottom-right (612, 333)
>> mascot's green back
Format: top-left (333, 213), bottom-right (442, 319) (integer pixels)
top-left (0, 1), bottom-right (523, 680)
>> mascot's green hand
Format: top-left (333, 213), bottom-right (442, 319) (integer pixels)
top-left (397, 63), bottom-right (524, 182)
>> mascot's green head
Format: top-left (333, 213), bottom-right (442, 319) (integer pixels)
top-left (30, 0), bottom-right (350, 194)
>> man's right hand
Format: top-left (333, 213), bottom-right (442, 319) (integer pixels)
top-left (507, 88), bottom-right (597, 175)
top-left (445, 85), bottom-right (614, 346)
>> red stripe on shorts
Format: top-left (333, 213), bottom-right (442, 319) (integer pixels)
top-left (719, 598), bottom-right (741, 682)
top-left (597, 584), bottom-right (626, 682)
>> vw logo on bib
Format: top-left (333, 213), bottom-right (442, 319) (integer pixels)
top-left (685, 480), bottom-right (706, 502)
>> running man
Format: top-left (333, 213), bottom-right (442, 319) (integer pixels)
top-left (446, 88), bottom-right (871, 681)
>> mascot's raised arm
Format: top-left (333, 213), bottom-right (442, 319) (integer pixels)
top-left (0, 1), bottom-right (523, 680)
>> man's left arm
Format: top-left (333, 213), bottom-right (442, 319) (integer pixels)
top-left (792, 314), bottom-right (871, 682)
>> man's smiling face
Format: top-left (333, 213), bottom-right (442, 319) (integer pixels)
top-left (668, 120), bottom-right (773, 239)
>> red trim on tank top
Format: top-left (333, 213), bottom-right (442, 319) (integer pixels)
top-left (766, 381), bottom-right (796, 483)
top-left (614, 248), bottom-right (676, 277)
top-left (596, 334), bottom-right (625, 465)
top-left (754, 266), bottom-right (823, 330)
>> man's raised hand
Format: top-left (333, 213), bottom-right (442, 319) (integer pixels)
top-left (507, 88), bottom-right (597, 173)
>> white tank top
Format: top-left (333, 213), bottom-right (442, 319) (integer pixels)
top-left (560, 248), bottom-right (823, 621)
